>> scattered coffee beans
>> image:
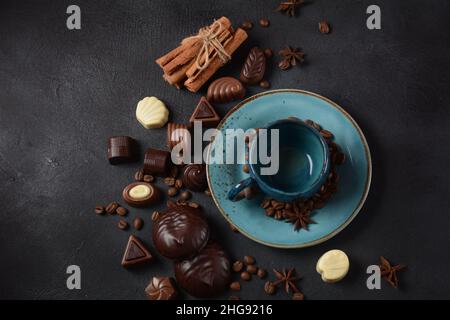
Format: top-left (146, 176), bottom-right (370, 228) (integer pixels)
top-left (259, 18), bottom-right (270, 27)
top-left (116, 206), bottom-right (128, 216)
top-left (168, 187), bottom-right (178, 197)
top-left (164, 177), bottom-right (175, 186)
top-left (264, 281), bottom-right (276, 295)
top-left (259, 80), bottom-right (270, 89)
top-left (230, 281), bottom-right (241, 291)
top-left (246, 265), bottom-right (257, 274)
top-left (242, 164), bottom-right (249, 173)
top-left (264, 48), bottom-right (273, 58)
top-left (95, 205), bottom-right (105, 215)
top-left (143, 174), bottom-right (154, 183)
top-left (319, 21), bottom-right (330, 34)
top-left (134, 169), bottom-right (144, 181)
top-left (228, 296), bottom-right (240, 300)
top-left (105, 202), bottom-right (119, 214)
top-left (118, 220), bottom-right (129, 230)
top-left (244, 256), bottom-right (255, 265)
top-left (241, 20), bottom-right (253, 30)
top-left (180, 190), bottom-right (192, 201)
top-left (133, 217), bottom-right (143, 230)
top-left (204, 189), bottom-right (212, 197)
top-left (151, 211), bottom-right (160, 221)
top-left (292, 292), bottom-right (305, 300)
top-left (241, 271), bottom-right (251, 281)
top-left (233, 261), bottom-right (244, 273)
top-left (175, 179), bottom-right (183, 189)
top-left (257, 268), bottom-right (267, 279)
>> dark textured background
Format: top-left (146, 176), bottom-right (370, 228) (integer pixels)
top-left (1, 0), bottom-right (449, 300)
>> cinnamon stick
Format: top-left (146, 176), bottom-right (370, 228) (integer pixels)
top-left (155, 37), bottom-right (198, 68)
top-left (184, 28), bottom-right (248, 92)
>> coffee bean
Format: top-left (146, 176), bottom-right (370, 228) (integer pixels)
top-left (246, 265), bottom-right (257, 274)
top-left (240, 271), bottom-right (251, 281)
top-left (204, 189), bottom-right (212, 197)
top-left (233, 261), bottom-right (244, 273)
top-left (257, 268), bottom-right (267, 279)
top-left (134, 169), bottom-right (144, 181)
top-left (319, 21), bottom-right (331, 34)
top-left (164, 177), bottom-right (175, 186)
top-left (143, 174), bottom-right (154, 183)
top-left (265, 207), bottom-right (275, 217)
top-left (176, 199), bottom-right (188, 206)
top-left (175, 179), bottom-right (183, 189)
top-left (95, 205), bottom-right (105, 215)
top-left (264, 281), bottom-right (276, 295)
top-left (292, 292), bottom-right (305, 300)
top-left (320, 129), bottom-right (334, 139)
top-left (244, 187), bottom-right (254, 200)
top-left (230, 281), bottom-right (241, 291)
top-left (166, 200), bottom-right (176, 208)
top-left (243, 255), bottom-right (255, 265)
top-left (116, 206), bottom-right (128, 216)
top-left (168, 187), bottom-right (178, 197)
top-left (241, 20), bottom-right (253, 30)
top-left (180, 190), bottom-right (192, 201)
top-left (242, 164), bottom-right (249, 173)
top-left (261, 198), bottom-right (271, 209)
top-left (259, 80), bottom-right (270, 89)
top-left (229, 223), bottom-right (239, 233)
top-left (259, 18), bottom-right (270, 27)
top-left (117, 220), bottom-right (129, 230)
top-left (285, 203), bottom-right (292, 210)
top-left (188, 202), bottom-right (200, 209)
top-left (151, 211), bottom-right (160, 221)
top-left (275, 210), bottom-right (283, 220)
top-left (264, 48), bottom-right (273, 58)
top-left (228, 296), bottom-right (240, 300)
top-left (133, 217), bottom-right (143, 230)
top-left (105, 202), bottom-right (119, 214)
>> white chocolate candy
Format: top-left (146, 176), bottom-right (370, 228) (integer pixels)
top-left (136, 96), bottom-right (169, 129)
top-left (316, 249), bottom-right (349, 283)
top-left (129, 184), bottom-right (152, 200)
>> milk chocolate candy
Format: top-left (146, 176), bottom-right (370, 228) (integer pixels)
top-left (122, 182), bottom-right (161, 207)
top-left (121, 235), bottom-right (153, 267)
top-left (143, 148), bottom-right (171, 176)
top-left (189, 97), bottom-right (221, 128)
top-left (240, 47), bottom-right (266, 85)
top-left (108, 136), bottom-right (136, 165)
top-left (174, 242), bottom-right (231, 298)
top-left (167, 122), bottom-right (191, 151)
top-left (206, 77), bottom-right (245, 104)
top-left (152, 205), bottom-right (209, 260)
top-left (145, 277), bottom-right (177, 300)
top-left (181, 164), bottom-right (207, 192)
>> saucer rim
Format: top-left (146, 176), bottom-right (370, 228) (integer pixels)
top-left (206, 89), bottom-right (372, 249)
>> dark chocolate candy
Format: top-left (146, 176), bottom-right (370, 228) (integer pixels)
top-left (152, 205), bottom-right (209, 260)
top-left (145, 277), bottom-right (178, 300)
top-left (167, 122), bottom-right (191, 151)
top-left (181, 164), bottom-right (207, 192)
top-left (174, 242), bottom-right (231, 298)
top-left (108, 136), bottom-right (136, 165)
top-left (189, 96), bottom-right (221, 128)
top-left (122, 182), bottom-right (161, 207)
top-left (240, 47), bottom-right (266, 85)
top-left (121, 235), bottom-right (153, 267)
top-left (206, 77), bottom-right (245, 104)
top-left (143, 148), bottom-right (171, 176)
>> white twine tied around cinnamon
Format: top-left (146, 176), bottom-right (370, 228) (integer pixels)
top-left (186, 20), bottom-right (231, 72)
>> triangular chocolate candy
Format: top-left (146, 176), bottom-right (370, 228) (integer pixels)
top-left (121, 235), bottom-right (153, 267)
top-left (189, 96), bottom-right (221, 128)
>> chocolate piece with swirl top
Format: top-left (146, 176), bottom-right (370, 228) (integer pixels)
top-left (174, 242), bottom-right (231, 298)
top-left (145, 277), bottom-right (178, 300)
top-left (206, 77), bottom-right (245, 104)
top-left (181, 164), bottom-right (208, 191)
top-left (240, 47), bottom-right (266, 85)
top-left (152, 205), bottom-right (210, 260)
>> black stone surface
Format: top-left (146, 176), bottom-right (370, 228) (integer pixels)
top-left (0, 0), bottom-right (449, 299)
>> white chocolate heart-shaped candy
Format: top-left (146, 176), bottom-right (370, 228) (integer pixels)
top-left (136, 96), bottom-right (169, 129)
top-left (316, 249), bottom-right (349, 283)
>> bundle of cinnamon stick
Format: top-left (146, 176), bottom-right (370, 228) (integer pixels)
top-left (155, 17), bottom-right (248, 92)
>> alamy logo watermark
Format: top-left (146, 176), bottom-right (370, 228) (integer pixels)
top-left (366, 265), bottom-right (381, 289)
top-left (66, 265), bottom-right (81, 290)
top-left (66, 5), bottom-right (81, 30)
top-left (170, 122), bottom-right (280, 176)
top-left (366, 5), bottom-right (381, 30)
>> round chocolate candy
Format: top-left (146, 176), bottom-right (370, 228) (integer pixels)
top-left (122, 182), bottom-right (161, 207)
top-left (181, 164), bottom-right (207, 192)
top-left (143, 148), bottom-right (171, 176)
top-left (174, 242), bottom-right (231, 298)
top-left (152, 205), bottom-right (209, 260)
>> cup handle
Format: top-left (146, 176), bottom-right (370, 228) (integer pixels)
top-left (227, 177), bottom-right (255, 202)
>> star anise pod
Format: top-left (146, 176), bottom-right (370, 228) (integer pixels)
top-left (379, 256), bottom-right (406, 288)
top-left (275, 0), bottom-right (305, 17)
top-left (278, 46), bottom-right (305, 70)
top-left (284, 210), bottom-right (316, 231)
top-left (272, 268), bottom-right (301, 294)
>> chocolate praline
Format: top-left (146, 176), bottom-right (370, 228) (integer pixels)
top-left (181, 164), bottom-right (208, 192)
top-left (152, 205), bottom-right (209, 260)
top-left (122, 182), bottom-right (161, 207)
top-left (174, 242), bottom-right (231, 298)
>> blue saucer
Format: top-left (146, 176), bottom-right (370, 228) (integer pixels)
top-left (206, 89), bottom-right (372, 248)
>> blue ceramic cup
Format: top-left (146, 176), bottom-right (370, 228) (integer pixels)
top-left (228, 118), bottom-right (330, 202)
